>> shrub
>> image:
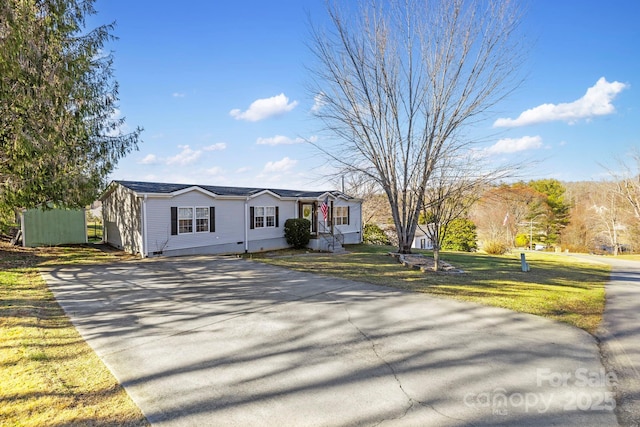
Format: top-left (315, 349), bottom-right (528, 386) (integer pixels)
top-left (284, 218), bottom-right (311, 249)
top-left (483, 240), bottom-right (509, 255)
top-left (363, 223), bottom-right (391, 245)
top-left (515, 233), bottom-right (529, 248)
top-left (442, 218), bottom-right (478, 252)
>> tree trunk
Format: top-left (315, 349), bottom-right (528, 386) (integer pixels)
top-left (432, 225), bottom-right (441, 271)
top-left (400, 227), bottom-right (415, 252)
top-left (433, 246), bottom-right (441, 271)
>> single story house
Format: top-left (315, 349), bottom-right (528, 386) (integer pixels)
top-left (100, 180), bottom-right (363, 257)
top-left (19, 206), bottom-right (87, 247)
top-left (411, 224), bottom-right (436, 250)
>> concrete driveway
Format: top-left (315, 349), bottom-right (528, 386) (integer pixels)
top-left (42, 256), bottom-right (617, 426)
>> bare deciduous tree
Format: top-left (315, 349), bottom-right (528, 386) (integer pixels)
top-left (422, 155), bottom-right (499, 270)
top-left (589, 182), bottom-right (626, 256)
top-left (308, 0), bottom-right (525, 253)
top-left (470, 183), bottom-right (544, 247)
top-left (611, 149), bottom-right (640, 222)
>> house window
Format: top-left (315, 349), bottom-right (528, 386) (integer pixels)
top-left (252, 206), bottom-right (278, 228)
top-left (266, 207), bottom-right (276, 227)
top-left (172, 206), bottom-right (215, 235)
top-left (255, 207), bottom-right (265, 228)
top-left (178, 207), bottom-right (209, 233)
top-left (178, 207), bottom-right (193, 233)
top-left (335, 206), bottom-right (349, 225)
top-left (195, 207), bottom-right (209, 232)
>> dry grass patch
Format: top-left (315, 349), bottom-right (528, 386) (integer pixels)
top-left (257, 244), bottom-right (608, 334)
top-left (0, 242), bottom-right (147, 426)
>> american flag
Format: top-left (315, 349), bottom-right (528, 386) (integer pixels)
top-left (320, 196), bottom-right (329, 221)
top-left (502, 212), bottom-right (509, 226)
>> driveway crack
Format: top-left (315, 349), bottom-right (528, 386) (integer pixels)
top-left (330, 296), bottom-right (476, 427)
top-left (336, 301), bottom-right (414, 424)
top-left (329, 296), bottom-right (471, 426)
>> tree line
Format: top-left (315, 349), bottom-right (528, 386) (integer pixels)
top-left (362, 173), bottom-right (640, 258)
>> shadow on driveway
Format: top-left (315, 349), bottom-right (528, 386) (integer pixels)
top-left (42, 257), bottom-right (618, 426)
top-left (571, 255), bottom-right (640, 426)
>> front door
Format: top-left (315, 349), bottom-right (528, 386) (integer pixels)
top-left (300, 203), bottom-right (317, 234)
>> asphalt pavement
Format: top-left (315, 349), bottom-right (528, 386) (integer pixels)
top-left (42, 256), bottom-right (618, 426)
top-left (572, 255), bottom-right (640, 426)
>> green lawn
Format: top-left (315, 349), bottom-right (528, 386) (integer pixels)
top-left (0, 242), bottom-right (147, 426)
top-left (87, 221), bottom-right (103, 242)
top-left (255, 244), bottom-right (609, 334)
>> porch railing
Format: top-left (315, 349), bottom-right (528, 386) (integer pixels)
top-left (318, 220), bottom-right (344, 252)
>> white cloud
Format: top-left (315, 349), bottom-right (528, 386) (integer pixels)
top-left (494, 77), bottom-right (628, 127)
top-left (256, 135), bottom-right (305, 146)
top-left (236, 166), bottom-right (252, 173)
top-left (263, 157), bottom-right (297, 173)
top-left (203, 142), bottom-right (227, 151)
top-left (486, 136), bottom-right (543, 154)
top-left (205, 166), bottom-right (224, 176)
top-left (139, 154), bottom-right (159, 165)
top-left (229, 93), bottom-right (298, 122)
top-left (311, 92), bottom-right (325, 113)
top-left (166, 145), bottom-right (202, 166)
top-left (256, 135), bottom-right (318, 146)
top-left (172, 92), bottom-right (186, 98)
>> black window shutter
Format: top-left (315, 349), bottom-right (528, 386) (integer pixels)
top-left (347, 206), bottom-right (350, 225)
top-left (250, 206), bottom-right (255, 229)
top-left (275, 206), bottom-right (279, 227)
top-left (171, 207), bottom-right (178, 235)
top-left (210, 206), bottom-right (215, 232)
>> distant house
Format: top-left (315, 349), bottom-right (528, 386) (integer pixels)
top-left (100, 180), bottom-right (363, 257)
top-left (19, 206), bottom-right (87, 247)
top-left (411, 224), bottom-right (436, 250)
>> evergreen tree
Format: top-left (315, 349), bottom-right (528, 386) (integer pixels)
top-left (528, 179), bottom-right (570, 244)
top-left (0, 0), bottom-right (140, 222)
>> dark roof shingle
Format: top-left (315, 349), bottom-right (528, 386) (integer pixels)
top-left (113, 180), bottom-right (350, 199)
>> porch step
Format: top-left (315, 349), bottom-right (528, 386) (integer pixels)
top-left (318, 232), bottom-right (343, 253)
top-left (330, 243), bottom-right (345, 253)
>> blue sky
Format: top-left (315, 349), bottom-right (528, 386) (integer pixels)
top-left (89, 0), bottom-right (640, 190)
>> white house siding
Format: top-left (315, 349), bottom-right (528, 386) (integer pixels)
top-left (102, 182), bottom-right (363, 257)
top-left (412, 234), bottom-right (434, 250)
top-left (144, 190), bottom-right (246, 256)
top-left (411, 225), bottom-right (436, 250)
top-left (103, 185), bottom-right (143, 254)
top-left (246, 193), bottom-right (291, 253)
top-left (331, 199), bottom-right (363, 245)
